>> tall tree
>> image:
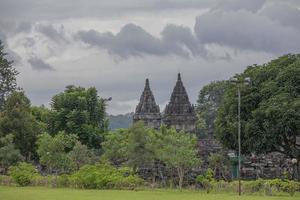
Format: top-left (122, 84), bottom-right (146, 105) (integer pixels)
top-left (0, 91), bottom-right (42, 161)
top-left (49, 85), bottom-right (107, 150)
top-left (196, 80), bottom-right (228, 137)
top-left (0, 40), bottom-right (18, 110)
top-left (127, 121), bottom-right (156, 172)
top-left (156, 127), bottom-right (199, 190)
top-left (102, 128), bottom-right (129, 165)
top-left (0, 134), bottom-right (23, 173)
top-left (216, 54), bottom-right (300, 161)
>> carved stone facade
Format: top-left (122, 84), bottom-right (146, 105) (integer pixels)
top-left (163, 73), bottom-right (197, 132)
top-left (133, 73), bottom-right (196, 132)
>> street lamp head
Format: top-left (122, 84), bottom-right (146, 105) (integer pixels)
top-left (292, 158), bottom-right (297, 164)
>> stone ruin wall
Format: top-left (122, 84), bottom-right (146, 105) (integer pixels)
top-left (198, 136), bottom-right (294, 180)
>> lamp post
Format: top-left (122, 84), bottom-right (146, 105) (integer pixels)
top-left (231, 77), bottom-right (250, 196)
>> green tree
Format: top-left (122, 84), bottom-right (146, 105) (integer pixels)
top-left (156, 127), bottom-right (200, 189)
top-left (216, 54), bottom-right (300, 161)
top-left (31, 105), bottom-right (51, 132)
top-left (69, 141), bottom-right (97, 170)
top-left (127, 121), bottom-right (156, 172)
top-left (49, 85), bottom-right (107, 150)
top-left (36, 132), bottom-right (77, 174)
top-left (208, 153), bottom-right (230, 180)
top-left (0, 40), bottom-right (18, 110)
top-left (0, 91), bottom-right (42, 161)
top-left (0, 134), bottom-right (22, 173)
top-left (196, 80), bottom-right (228, 137)
top-left (102, 128), bottom-right (129, 165)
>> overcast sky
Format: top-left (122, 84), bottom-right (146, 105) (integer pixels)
top-left (1, 0), bottom-right (300, 114)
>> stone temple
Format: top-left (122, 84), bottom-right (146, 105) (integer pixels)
top-left (133, 73), bottom-right (197, 132)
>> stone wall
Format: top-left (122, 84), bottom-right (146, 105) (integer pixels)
top-left (197, 136), bottom-right (295, 180)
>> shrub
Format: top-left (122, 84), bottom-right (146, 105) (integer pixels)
top-left (196, 168), bottom-right (215, 193)
top-left (8, 162), bottom-right (37, 186)
top-left (71, 162), bottom-right (143, 189)
top-left (242, 179), bottom-right (264, 193)
top-left (57, 175), bottom-right (71, 187)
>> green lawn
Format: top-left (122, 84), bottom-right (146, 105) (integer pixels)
top-left (0, 186), bottom-right (300, 200)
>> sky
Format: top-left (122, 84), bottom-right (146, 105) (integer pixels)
top-left (1, 0), bottom-right (300, 114)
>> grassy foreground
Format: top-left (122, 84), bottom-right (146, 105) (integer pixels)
top-left (1, 187), bottom-right (300, 200)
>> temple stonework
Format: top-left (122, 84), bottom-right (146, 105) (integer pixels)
top-left (133, 78), bottom-right (161, 129)
top-left (133, 73), bottom-right (197, 132)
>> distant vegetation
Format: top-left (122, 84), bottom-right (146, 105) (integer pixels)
top-left (108, 113), bottom-right (133, 130)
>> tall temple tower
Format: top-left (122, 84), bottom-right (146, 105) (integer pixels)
top-left (133, 79), bottom-right (161, 129)
top-left (163, 73), bottom-right (197, 132)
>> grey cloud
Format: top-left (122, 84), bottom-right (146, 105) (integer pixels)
top-left (161, 24), bottom-right (206, 57)
top-left (28, 57), bottom-right (55, 71)
top-left (77, 23), bottom-right (206, 58)
top-left (35, 24), bottom-right (67, 43)
top-left (0, 21), bottom-right (32, 35)
top-left (0, 29), bottom-right (22, 64)
top-left (194, 9), bottom-right (300, 54)
top-left (213, 0), bottom-right (266, 12)
top-left (260, 3), bottom-right (300, 30)
top-left (0, 0), bottom-right (215, 20)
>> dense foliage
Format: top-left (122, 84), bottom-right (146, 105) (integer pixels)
top-left (103, 122), bottom-right (200, 189)
top-left (0, 40), bottom-right (18, 110)
top-left (0, 134), bottom-right (22, 172)
top-left (37, 132), bottom-right (96, 174)
top-left (156, 126), bottom-right (199, 189)
top-left (0, 92), bottom-right (42, 161)
top-left (71, 161), bottom-right (143, 189)
top-left (8, 162), bottom-right (37, 186)
top-left (49, 85), bottom-right (107, 150)
top-left (196, 81), bottom-right (228, 137)
top-left (216, 54), bottom-right (300, 161)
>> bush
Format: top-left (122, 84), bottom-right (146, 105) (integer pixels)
top-left (242, 179), bottom-right (264, 193)
top-left (8, 162), bottom-right (37, 186)
top-left (196, 168), bottom-right (215, 193)
top-left (71, 162), bottom-right (143, 189)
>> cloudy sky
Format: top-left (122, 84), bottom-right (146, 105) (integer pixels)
top-left (1, 0), bottom-right (300, 114)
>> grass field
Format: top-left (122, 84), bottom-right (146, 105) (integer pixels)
top-left (1, 187), bottom-right (300, 200)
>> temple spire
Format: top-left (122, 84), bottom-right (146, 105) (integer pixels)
top-left (163, 73), bottom-right (196, 132)
top-left (177, 73), bottom-right (181, 81)
top-left (145, 78), bottom-right (150, 89)
top-left (133, 78), bottom-right (161, 129)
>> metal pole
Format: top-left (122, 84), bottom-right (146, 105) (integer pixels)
top-left (238, 86), bottom-right (241, 196)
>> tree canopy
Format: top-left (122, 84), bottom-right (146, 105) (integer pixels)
top-left (0, 40), bottom-right (18, 110)
top-left (196, 80), bottom-right (228, 137)
top-left (0, 91), bottom-right (42, 161)
top-left (49, 85), bottom-right (107, 150)
top-left (216, 54), bottom-right (300, 160)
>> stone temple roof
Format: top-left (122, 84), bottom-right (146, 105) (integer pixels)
top-left (164, 73), bottom-right (196, 116)
top-left (134, 78), bottom-right (160, 115)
